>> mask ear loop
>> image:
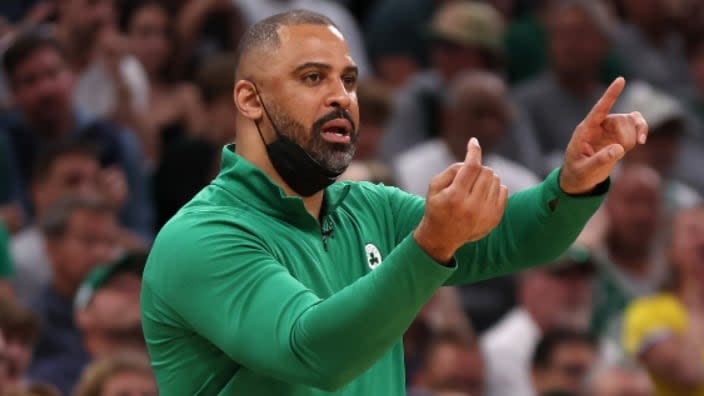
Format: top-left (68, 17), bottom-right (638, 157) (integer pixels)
top-left (247, 80), bottom-right (281, 147)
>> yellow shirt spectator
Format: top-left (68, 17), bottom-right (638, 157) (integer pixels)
top-left (623, 293), bottom-right (704, 396)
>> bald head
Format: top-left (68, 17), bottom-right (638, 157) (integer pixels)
top-left (234, 10), bottom-right (337, 80)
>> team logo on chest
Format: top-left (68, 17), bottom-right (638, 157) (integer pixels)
top-left (365, 243), bottom-right (382, 270)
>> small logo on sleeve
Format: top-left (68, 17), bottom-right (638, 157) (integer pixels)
top-left (365, 243), bottom-right (382, 269)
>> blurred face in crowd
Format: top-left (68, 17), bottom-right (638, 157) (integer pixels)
top-left (77, 277), bottom-right (144, 358)
top-left (47, 208), bottom-right (119, 297)
top-left (237, 23), bottom-right (360, 175)
top-left (443, 73), bottom-right (510, 159)
top-left (101, 370), bottom-right (157, 396)
top-left (59, 0), bottom-right (115, 39)
top-left (591, 368), bottom-right (654, 396)
top-left (670, 207), bottom-right (704, 286)
top-left (127, 3), bottom-right (171, 76)
top-left (32, 153), bottom-right (101, 216)
top-left (547, 5), bottom-right (608, 79)
top-left (521, 269), bottom-right (594, 331)
top-left (418, 342), bottom-right (484, 396)
top-left (622, 0), bottom-right (669, 31)
top-left (533, 341), bottom-right (597, 395)
top-left (4, 333), bottom-right (34, 384)
top-left (605, 166), bottom-right (662, 256)
top-left (431, 41), bottom-right (489, 82)
top-left (10, 47), bottom-right (74, 127)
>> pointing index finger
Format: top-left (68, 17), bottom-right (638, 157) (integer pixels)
top-left (584, 77), bottom-right (626, 126)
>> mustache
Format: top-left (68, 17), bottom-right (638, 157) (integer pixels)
top-left (312, 109), bottom-right (357, 134)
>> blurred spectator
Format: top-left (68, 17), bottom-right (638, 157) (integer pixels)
top-left (615, 81), bottom-right (702, 211)
top-left (405, 287), bottom-right (475, 385)
top-left (2, 383), bottom-right (61, 396)
top-left (504, 0), bottom-right (624, 85)
top-left (10, 142), bottom-right (145, 308)
top-left (611, 0), bottom-right (692, 98)
top-left (623, 205), bottom-right (704, 396)
top-left (235, 0), bottom-right (370, 77)
top-left (74, 251), bottom-right (146, 360)
top-left (0, 32), bottom-right (153, 238)
top-left (531, 328), bottom-right (598, 396)
top-left (151, 53), bottom-right (238, 229)
top-left (380, 1), bottom-right (543, 175)
top-left (339, 78), bottom-right (395, 185)
top-left (0, 297), bottom-right (40, 388)
top-left (28, 196), bottom-right (119, 396)
top-left (54, 0), bottom-right (149, 131)
top-left (407, 331), bottom-right (484, 396)
top-left (72, 352), bottom-right (156, 396)
top-left (481, 246), bottom-right (596, 396)
top-left (362, 0), bottom-right (434, 88)
top-left (686, 31), bottom-right (704, 123)
top-left (585, 363), bottom-right (653, 396)
top-left (0, 221), bottom-right (13, 300)
top-left (394, 70), bottom-right (540, 197)
top-left (590, 165), bottom-right (667, 349)
top-left (120, 0), bottom-right (206, 162)
top-left (513, 0), bottom-right (614, 170)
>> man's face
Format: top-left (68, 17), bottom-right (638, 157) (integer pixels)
top-left (535, 342), bottom-right (597, 395)
top-left (32, 154), bottom-right (101, 216)
top-left (102, 371), bottom-right (157, 396)
top-left (424, 344), bottom-right (484, 396)
top-left (47, 209), bottom-right (119, 294)
top-left (606, 169), bottom-right (662, 253)
top-left (254, 24), bottom-right (360, 174)
top-left (127, 3), bottom-right (171, 75)
top-left (548, 7), bottom-right (607, 78)
top-left (11, 47), bottom-right (74, 125)
top-left (670, 208), bottom-right (704, 285)
top-left (4, 335), bottom-right (33, 383)
top-left (525, 271), bottom-right (593, 330)
top-left (445, 82), bottom-right (510, 155)
top-left (61, 0), bottom-right (115, 38)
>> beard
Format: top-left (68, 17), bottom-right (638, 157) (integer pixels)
top-left (267, 104), bottom-right (359, 174)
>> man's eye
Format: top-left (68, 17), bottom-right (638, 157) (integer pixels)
top-left (303, 73), bottom-right (322, 84)
top-left (343, 75), bottom-right (357, 87)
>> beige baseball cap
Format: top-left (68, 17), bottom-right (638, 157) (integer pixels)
top-left (428, 1), bottom-right (505, 54)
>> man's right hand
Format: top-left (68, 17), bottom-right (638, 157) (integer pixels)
top-left (413, 138), bottom-right (508, 263)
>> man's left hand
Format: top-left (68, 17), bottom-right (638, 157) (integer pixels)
top-left (560, 77), bottom-right (648, 194)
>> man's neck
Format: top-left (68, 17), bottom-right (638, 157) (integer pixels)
top-left (607, 238), bottom-right (651, 277)
top-left (28, 111), bottom-right (76, 138)
top-left (51, 278), bottom-right (76, 300)
top-left (678, 279), bottom-right (704, 310)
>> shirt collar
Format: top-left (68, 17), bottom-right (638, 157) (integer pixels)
top-left (213, 144), bottom-right (351, 227)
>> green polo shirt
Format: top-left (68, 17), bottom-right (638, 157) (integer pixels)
top-left (141, 144), bottom-right (606, 395)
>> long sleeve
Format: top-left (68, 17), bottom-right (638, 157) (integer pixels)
top-left (143, 215), bottom-right (455, 392)
top-left (389, 167), bottom-right (607, 286)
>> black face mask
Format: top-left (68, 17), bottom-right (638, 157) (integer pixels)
top-left (251, 83), bottom-right (353, 197)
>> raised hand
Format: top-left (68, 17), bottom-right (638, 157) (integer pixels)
top-left (413, 138), bottom-right (508, 263)
top-left (560, 77), bottom-right (648, 194)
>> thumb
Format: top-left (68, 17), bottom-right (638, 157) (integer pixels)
top-left (584, 143), bottom-right (624, 171)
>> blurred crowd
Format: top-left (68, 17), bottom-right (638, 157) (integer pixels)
top-left (0, 0), bottom-right (702, 395)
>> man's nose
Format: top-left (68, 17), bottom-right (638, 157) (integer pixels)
top-left (325, 80), bottom-right (352, 110)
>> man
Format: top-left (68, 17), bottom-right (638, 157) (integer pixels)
top-left (28, 196), bottom-right (119, 395)
top-left (481, 247), bottom-right (597, 396)
top-left (513, 0), bottom-right (614, 171)
top-left (408, 332), bottom-right (484, 396)
top-left (394, 70), bottom-right (540, 197)
top-left (531, 329), bottom-right (598, 396)
top-left (141, 10), bottom-right (648, 395)
top-left (0, 32), bottom-right (153, 238)
top-left (74, 251), bottom-right (146, 360)
top-left (11, 142), bottom-right (140, 308)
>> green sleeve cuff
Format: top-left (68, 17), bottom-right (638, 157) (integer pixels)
top-left (542, 167), bottom-right (609, 216)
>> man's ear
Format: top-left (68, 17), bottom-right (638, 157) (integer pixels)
top-left (234, 80), bottom-right (263, 121)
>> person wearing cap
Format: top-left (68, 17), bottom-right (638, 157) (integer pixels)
top-left (141, 9), bottom-right (649, 395)
top-left (379, 1), bottom-right (544, 175)
top-left (615, 81), bottom-right (702, 212)
top-left (481, 246), bottom-right (597, 396)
